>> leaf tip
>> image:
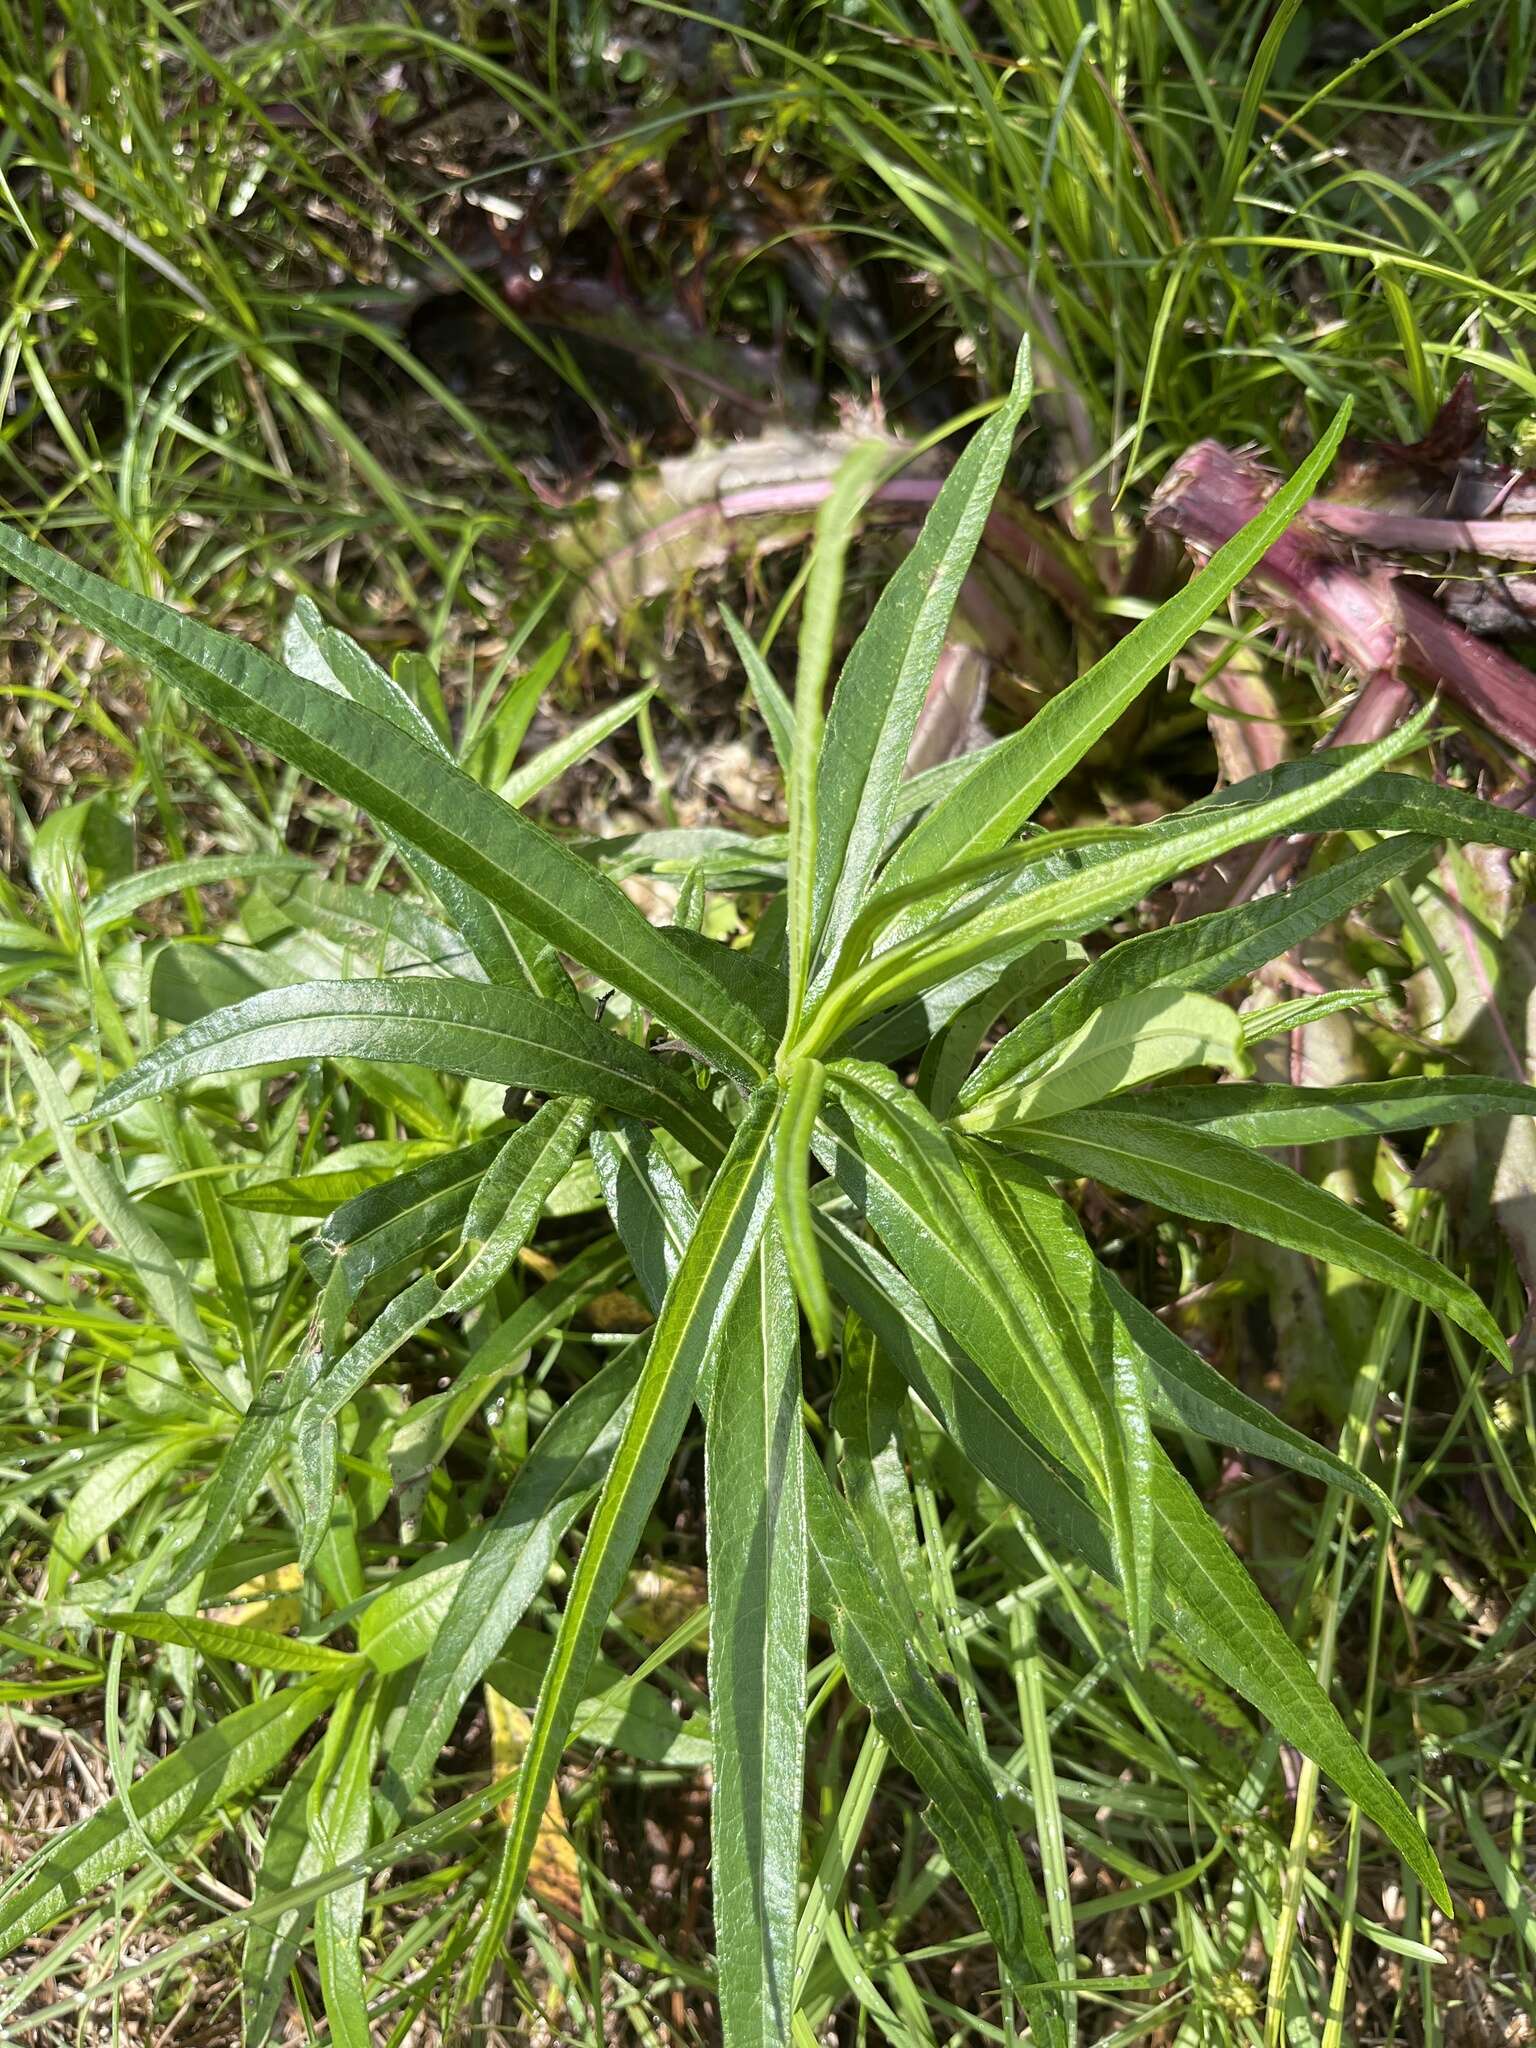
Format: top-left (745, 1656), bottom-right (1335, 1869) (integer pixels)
top-left (1009, 336), bottom-right (1033, 408)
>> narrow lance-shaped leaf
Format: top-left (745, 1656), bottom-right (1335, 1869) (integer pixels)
top-left (832, 1315), bottom-right (947, 1666)
top-left (307, 1136), bottom-right (505, 1308)
top-left (47, 1435), bottom-right (211, 1600)
top-left (87, 978), bottom-right (733, 1167)
top-left (310, 1686), bottom-right (379, 2048)
top-left (1097, 1267), bottom-right (1394, 1519)
top-left (877, 399), bottom-right (1354, 917)
top-left (95, 1611), bottom-right (360, 1676)
top-left (81, 852), bottom-right (312, 936)
top-left (590, 1115), bottom-right (695, 1312)
top-left (288, 1100), bottom-right (596, 1563)
top-left (1119, 1075), bottom-right (1536, 1148)
top-left (914, 940), bottom-right (1085, 1117)
top-left (451, 1102), bottom-right (598, 1309)
top-left (1111, 1331), bottom-right (1156, 1666)
top-left (464, 1085), bottom-right (780, 1999)
top-left (156, 1231), bottom-right (628, 1606)
top-left (806, 1201), bottom-right (1450, 1914)
top-left (499, 683), bottom-right (655, 808)
top-left (1007, 1107), bottom-right (1507, 1358)
top-left (378, 1348), bottom-right (641, 1822)
top-left (282, 597), bottom-right (571, 1002)
top-left (824, 1063), bottom-right (1151, 1646)
top-left (799, 702), bottom-right (1436, 1053)
top-left (788, 441), bottom-right (892, 1028)
top-left (1187, 755), bottom-right (1536, 852)
top-left (964, 1139), bottom-right (1155, 1661)
top-left (960, 835), bottom-right (1436, 1107)
top-left (0, 527), bottom-right (770, 1080)
top-left (803, 1453), bottom-right (1065, 2043)
top-left (242, 1744), bottom-right (327, 2048)
top-left (807, 343), bottom-right (1032, 994)
top-left (706, 1228), bottom-right (808, 2048)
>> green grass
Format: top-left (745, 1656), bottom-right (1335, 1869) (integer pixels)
top-left (3, 4), bottom-right (1536, 2045)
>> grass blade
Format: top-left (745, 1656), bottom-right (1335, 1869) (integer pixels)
top-left (8, 1022), bottom-right (237, 1409)
top-left (0, 1682), bottom-right (339, 1958)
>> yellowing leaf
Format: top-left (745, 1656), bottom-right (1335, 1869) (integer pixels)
top-left (486, 1685), bottom-right (583, 1923)
top-left (205, 1562), bottom-right (304, 1633)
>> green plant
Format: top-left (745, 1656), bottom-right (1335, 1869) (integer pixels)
top-left (3, 349), bottom-right (1535, 2041)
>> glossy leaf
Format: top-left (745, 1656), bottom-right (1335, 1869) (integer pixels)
top-left (800, 701), bottom-right (1435, 1053)
top-left (310, 1686), bottom-right (379, 2048)
top-left (823, 1063), bottom-right (1149, 1644)
top-left (803, 1453), bottom-right (1064, 2038)
top-left (878, 400), bottom-right (1354, 909)
top-left (379, 1348), bottom-right (639, 1818)
top-left (590, 1115), bottom-right (695, 1311)
top-left (960, 836), bottom-right (1437, 1106)
top-left (1124, 1075), bottom-right (1536, 1148)
top-left (807, 1204), bottom-right (1450, 1913)
top-left (832, 1316), bottom-right (944, 1665)
top-left (1010, 1107), bottom-right (1507, 1357)
top-left (706, 1230), bottom-right (808, 2048)
top-left (807, 344), bottom-right (1032, 991)
top-left (475, 1086), bottom-right (779, 1991)
top-left (96, 1610), bottom-right (360, 1675)
top-left (789, 441), bottom-right (893, 1025)
top-left (957, 987), bottom-right (1250, 1130)
top-left (88, 978), bottom-right (733, 1166)
top-left (308, 1136), bottom-right (504, 1305)
top-left (1097, 1268), bottom-right (1394, 1518)
top-left (0, 528), bottom-right (771, 1079)
top-left (1191, 759), bottom-right (1536, 853)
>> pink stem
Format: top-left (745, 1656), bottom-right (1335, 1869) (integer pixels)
top-left (1309, 502), bottom-right (1536, 560)
top-left (1151, 440), bottom-right (1536, 758)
